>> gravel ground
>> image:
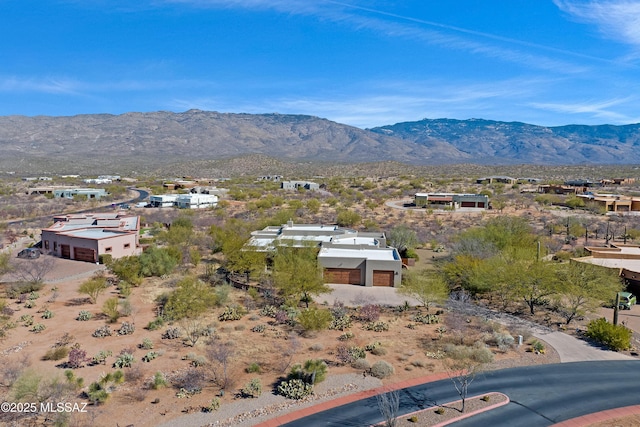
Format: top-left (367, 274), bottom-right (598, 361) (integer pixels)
top-left (156, 373), bottom-right (382, 427)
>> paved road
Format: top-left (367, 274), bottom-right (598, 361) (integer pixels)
top-left (282, 361), bottom-right (640, 427)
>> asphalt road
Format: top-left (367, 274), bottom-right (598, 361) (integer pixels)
top-left (283, 360), bottom-right (640, 427)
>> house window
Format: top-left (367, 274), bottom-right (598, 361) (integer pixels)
top-left (124, 243), bottom-right (130, 249)
top-left (44, 241), bottom-right (49, 250)
top-left (105, 247), bottom-right (112, 253)
top-left (53, 242), bottom-right (57, 251)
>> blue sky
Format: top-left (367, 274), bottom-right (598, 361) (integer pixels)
top-left (2, 0), bottom-right (640, 128)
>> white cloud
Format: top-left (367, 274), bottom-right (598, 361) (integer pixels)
top-left (554, 1), bottom-right (640, 47)
top-left (529, 97), bottom-right (637, 123)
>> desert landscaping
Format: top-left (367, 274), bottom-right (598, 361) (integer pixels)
top-left (1, 171), bottom-right (640, 427)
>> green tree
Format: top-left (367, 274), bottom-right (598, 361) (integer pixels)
top-left (387, 225), bottom-right (419, 257)
top-left (139, 246), bottom-right (178, 277)
top-left (164, 276), bottom-right (217, 320)
top-left (555, 263), bottom-right (624, 324)
top-left (78, 275), bottom-right (108, 304)
top-left (336, 210), bottom-right (361, 227)
top-left (273, 246), bottom-right (329, 307)
top-left (398, 269), bottom-right (449, 312)
top-left (109, 256), bottom-right (142, 286)
top-left (210, 220), bottom-right (266, 276)
top-left (512, 255), bottom-right (560, 315)
top-left (306, 198), bottom-right (321, 214)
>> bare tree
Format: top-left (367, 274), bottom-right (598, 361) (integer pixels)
top-left (11, 256), bottom-right (56, 287)
top-left (376, 389), bottom-right (400, 427)
top-left (206, 338), bottom-right (235, 390)
top-left (275, 334), bottom-right (301, 374)
top-left (443, 344), bottom-right (493, 412)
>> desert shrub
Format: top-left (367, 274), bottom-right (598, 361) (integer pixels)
top-left (7, 281), bottom-right (44, 299)
top-left (86, 382), bottom-right (110, 405)
top-left (146, 316), bottom-right (165, 331)
top-left (116, 322), bottom-right (135, 336)
top-left (202, 398), bottom-right (220, 412)
top-left (412, 313), bottom-right (440, 324)
top-left (92, 325), bottom-right (112, 338)
top-left (28, 291), bottom-right (39, 300)
top-left (363, 321), bottom-right (389, 332)
top-left (102, 297), bottom-right (120, 323)
top-left (24, 300), bottom-right (36, 309)
top-left (251, 324), bottom-right (266, 333)
top-left (330, 301), bottom-right (349, 318)
top-left (67, 348), bottom-right (88, 369)
top-left (241, 378), bottom-right (262, 398)
top-left (260, 305), bottom-right (277, 317)
top-left (336, 345), bottom-right (366, 365)
top-left (289, 359), bottom-right (328, 385)
top-left (218, 306), bottom-right (243, 321)
top-left (183, 352), bottom-right (207, 367)
top-left (173, 368), bottom-right (204, 393)
top-left (338, 332), bottom-right (355, 341)
top-left (359, 304), bottom-right (381, 322)
top-left (113, 352), bottom-right (135, 368)
top-left (351, 358), bottom-right (370, 370)
top-left (43, 346), bottom-right (69, 361)
top-left (585, 318), bottom-right (632, 351)
top-left (142, 351), bottom-right (160, 362)
top-left (277, 379), bottom-right (313, 400)
top-left (530, 340), bottom-right (546, 354)
top-left (370, 360), bottom-right (395, 379)
top-left (30, 323), bottom-right (46, 333)
top-left (162, 327), bottom-right (182, 340)
top-left (234, 324), bottom-right (246, 331)
top-left (77, 310), bottom-right (93, 321)
top-left (297, 308), bottom-right (332, 332)
top-left (274, 310), bottom-right (290, 324)
top-left (92, 350), bottom-right (113, 365)
top-left (329, 315), bottom-right (352, 331)
top-left (20, 314), bottom-right (34, 326)
top-left (371, 346), bottom-right (387, 356)
top-left (492, 332), bottom-right (515, 351)
top-left (309, 343), bottom-right (324, 352)
top-left (152, 372), bottom-right (168, 390)
top-left (41, 309), bottom-right (54, 319)
top-left (245, 362), bottom-right (261, 373)
top-left (140, 338), bottom-right (154, 350)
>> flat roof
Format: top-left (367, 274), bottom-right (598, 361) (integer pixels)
top-left (318, 247), bottom-right (399, 261)
top-left (60, 229), bottom-right (130, 239)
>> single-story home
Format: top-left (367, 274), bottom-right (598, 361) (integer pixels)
top-left (41, 213), bottom-right (141, 263)
top-left (247, 221), bottom-right (402, 287)
top-left (573, 245), bottom-right (640, 295)
top-left (54, 188), bottom-right (108, 199)
top-left (175, 193), bottom-right (218, 209)
top-left (149, 194), bottom-right (179, 208)
top-left (281, 181), bottom-right (320, 191)
top-left (414, 193), bottom-right (488, 210)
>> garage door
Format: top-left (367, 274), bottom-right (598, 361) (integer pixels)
top-left (373, 270), bottom-right (394, 287)
top-left (74, 247), bottom-right (96, 263)
top-left (324, 268), bottom-right (361, 285)
top-left (61, 245), bottom-right (71, 259)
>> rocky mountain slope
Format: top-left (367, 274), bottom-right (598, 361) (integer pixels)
top-left (0, 111), bottom-right (638, 174)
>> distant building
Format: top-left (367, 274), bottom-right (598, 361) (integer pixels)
top-left (414, 193), bottom-right (488, 210)
top-left (476, 176), bottom-right (516, 185)
top-left (577, 193), bottom-right (640, 213)
top-left (84, 178), bottom-right (112, 184)
top-left (175, 193), bottom-right (218, 209)
top-left (258, 175), bottom-right (283, 182)
top-left (54, 188), bottom-right (107, 199)
top-left (41, 213), bottom-right (140, 263)
top-left (281, 180), bottom-right (320, 191)
top-left (148, 194), bottom-right (179, 208)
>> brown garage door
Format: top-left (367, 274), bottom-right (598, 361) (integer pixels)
top-left (74, 247), bottom-right (96, 263)
top-left (324, 268), bottom-right (361, 285)
top-left (61, 244), bottom-right (71, 259)
top-left (373, 270), bottom-right (394, 287)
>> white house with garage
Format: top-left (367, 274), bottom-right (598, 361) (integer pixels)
top-left (175, 193), bottom-right (218, 209)
top-left (247, 221), bottom-right (402, 287)
top-left (149, 194), bottom-right (179, 208)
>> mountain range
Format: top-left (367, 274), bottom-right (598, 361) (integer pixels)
top-left (0, 110), bottom-right (638, 175)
